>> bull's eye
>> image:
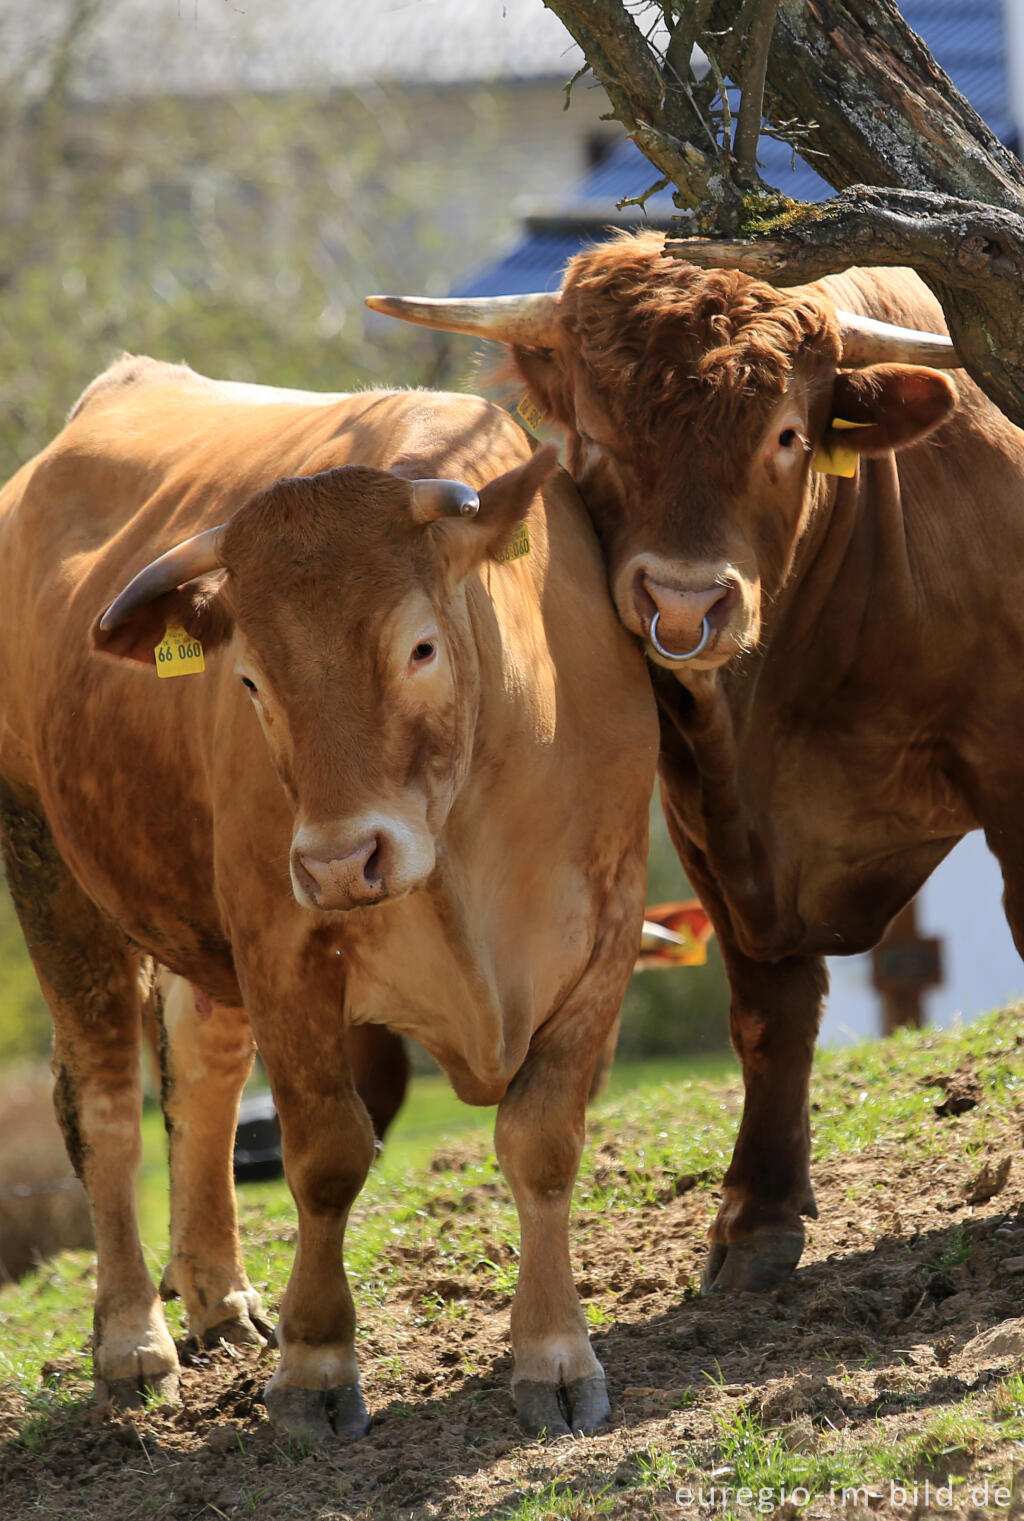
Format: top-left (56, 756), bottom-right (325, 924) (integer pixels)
top-left (410, 640), bottom-right (437, 667)
top-left (778, 428), bottom-right (798, 448)
top-left (241, 676), bottom-right (258, 693)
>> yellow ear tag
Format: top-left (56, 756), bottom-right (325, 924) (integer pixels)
top-left (496, 521), bottom-right (531, 563)
top-left (812, 418), bottom-right (873, 478)
top-left (513, 394), bottom-right (546, 436)
top-left (154, 623), bottom-right (205, 678)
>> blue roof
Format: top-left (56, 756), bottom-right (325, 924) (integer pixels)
top-left (458, 0), bottom-right (1014, 296)
top-left (902, 0), bottom-right (1013, 141)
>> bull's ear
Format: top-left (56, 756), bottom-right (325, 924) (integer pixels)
top-left (475, 444), bottom-right (560, 564)
top-left (91, 578), bottom-right (233, 667)
top-left (827, 365), bottom-right (957, 458)
top-left (431, 446), bottom-right (560, 581)
top-left (512, 350), bottom-right (570, 430)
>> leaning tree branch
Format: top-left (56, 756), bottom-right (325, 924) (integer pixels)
top-left (669, 186), bottom-right (1024, 426)
top-left (543, 0), bottom-right (778, 231)
top-left (542, 0), bottom-right (713, 205)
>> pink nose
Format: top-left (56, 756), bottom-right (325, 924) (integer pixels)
top-left (294, 837), bottom-right (387, 909)
top-left (637, 576), bottom-right (733, 654)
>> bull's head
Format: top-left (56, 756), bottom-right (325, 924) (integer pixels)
top-left (92, 449), bottom-right (557, 910)
top-left (367, 232), bottom-right (960, 680)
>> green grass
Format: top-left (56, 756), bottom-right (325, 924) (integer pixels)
top-left (871, 1402), bottom-right (990, 1480)
top-left (490, 1479), bottom-right (614, 1520)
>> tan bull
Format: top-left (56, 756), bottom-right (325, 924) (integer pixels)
top-left (0, 357), bottom-right (657, 1439)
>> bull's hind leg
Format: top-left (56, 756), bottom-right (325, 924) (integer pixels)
top-left (0, 787), bottom-right (179, 1403)
top-left (494, 956), bottom-right (631, 1438)
top-left (702, 945), bottom-right (825, 1294)
top-left (156, 974), bottom-right (270, 1347)
top-left (346, 1023), bottom-right (410, 1142)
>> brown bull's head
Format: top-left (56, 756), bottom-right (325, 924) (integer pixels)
top-left (92, 449), bottom-right (557, 910)
top-left (367, 231), bottom-right (960, 680)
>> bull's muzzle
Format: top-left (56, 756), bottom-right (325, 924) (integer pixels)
top-left (293, 839), bottom-right (389, 910)
top-left (638, 575), bottom-right (737, 661)
top-left (649, 610), bottom-right (711, 662)
top-left (290, 818), bottom-right (436, 912)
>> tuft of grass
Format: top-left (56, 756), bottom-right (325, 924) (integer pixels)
top-left (709, 1403), bottom-right (865, 1498)
top-left (17, 1382), bottom-right (92, 1451)
top-left (584, 1299), bottom-right (613, 1328)
top-left (493, 1478), bottom-right (613, 1519)
top-left (635, 1445), bottom-right (682, 1488)
top-left (992, 1370), bottom-right (1024, 1431)
top-left (925, 1224), bottom-right (972, 1277)
top-left (871, 1403), bottom-right (990, 1479)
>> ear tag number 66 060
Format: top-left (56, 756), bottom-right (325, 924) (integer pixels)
top-left (154, 624), bottom-right (205, 677)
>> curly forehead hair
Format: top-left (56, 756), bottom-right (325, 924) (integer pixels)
top-left (556, 232), bottom-right (840, 470)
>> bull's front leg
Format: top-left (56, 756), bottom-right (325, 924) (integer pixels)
top-left (703, 944), bottom-right (825, 1293)
top-left (157, 975), bottom-right (270, 1347)
top-left (242, 963), bottom-right (376, 1444)
top-left (494, 960), bottom-right (631, 1438)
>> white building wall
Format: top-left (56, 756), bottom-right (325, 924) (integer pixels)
top-left (1005, 0), bottom-right (1024, 145)
top-left (822, 832), bottom-right (1024, 1044)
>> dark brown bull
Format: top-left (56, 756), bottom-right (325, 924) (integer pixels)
top-left (0, 357), bottom-right (657, 1437)
top-left (369, 232), bottom-right (1014, 1293)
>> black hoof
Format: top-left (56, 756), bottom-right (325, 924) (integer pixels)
top-left (515, 1379), bottom-right (570, 1438)
top-left (701, 1230), bottom-right (804, 1294)
top-left (566, 1373), bottom-right (611, 1433)
top-left (264, 1383), bottom-right (370, 1443)
top-left (329, 1383), bottom-right (372, 1440)
top-left (514, 1372), bottom-right (610, 1438)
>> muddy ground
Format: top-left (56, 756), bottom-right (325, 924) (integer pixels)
top-left (4, 1044), bottom-right (1024, 1520)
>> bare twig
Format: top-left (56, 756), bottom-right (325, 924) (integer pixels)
top-left (618, 175), bottom-right (672, 213)
top-left (732, 0), bottom-right (780, 180)
top-left (664, 0), bottom-right (715, 88)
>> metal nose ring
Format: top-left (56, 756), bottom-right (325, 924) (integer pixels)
top-left (648, 611), bottom-right (711, 662)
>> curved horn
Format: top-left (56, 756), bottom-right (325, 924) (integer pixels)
top-left (836, 310), bottom-right (961, 369)
top-left (409, 479), bottom-right (480, 526)
top-left (100, 525), bottom-right (225, 632)
top-left (365, 292), bottom-right (560, 347)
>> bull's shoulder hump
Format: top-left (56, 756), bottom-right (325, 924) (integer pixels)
top-left (68, 354), bottom-right (198, 420)
top-left (69, 354), bottom-right (374, 422)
